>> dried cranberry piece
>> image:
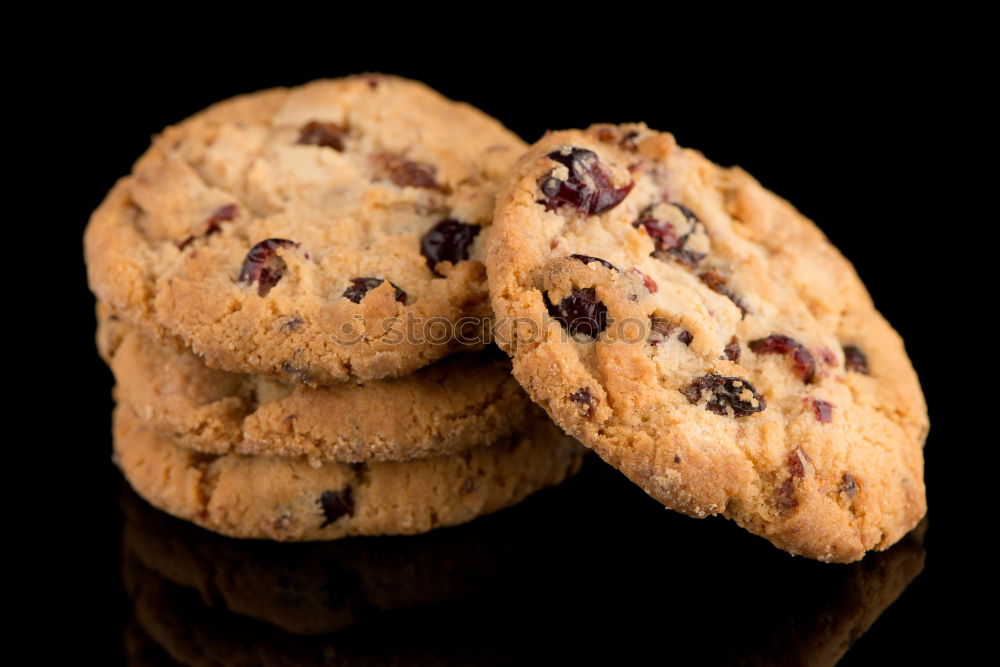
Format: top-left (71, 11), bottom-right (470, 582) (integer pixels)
top-left (647, 316), bottom-right (692, 346)
top-left (723, 336), bottom-right (741, 363)
top-left (570, 254), bottom-right (619, 271)
top-left (342, 278), bottom-right (407, 304)
top-left (545, 288), bottom-right (608, 339)
top-left (177, 204), bottom-right (239, 250)
top-left (595, 127), bottom-right (618, 143)
top-left (648, 316), bottom-right (675, 346)
top-left (298, 121), bottom-right (345, 151)
top-left (420, 219), bottom-right (481, 275)
top-left (319, 488), bottom-right (354, 527)
top-left (239, 239), bottom-right (297, 297)
top-left (843, 345), bottom-right (870, 374)
top-left (775, 479), bottom-right (798, 510)
top-left (776, 447), bottom-right (812, 511)
top-left (699, 270), bottom-right (749, 317)
top-left (538, 147), bottom-right (633, 215)
top-left (681, 373), bottom-right (766, 417)
top-left (788, 446), bottom-right (812, 478)
top-left (282, 361), bottom-right (312, 384)
top-left (595, 127), bottom-right (641, 150)
top-left (374, 153), bottom-right (446, 191)
top-left (633, 203), bottom-right (709, 269)
top-left (629, 267), bottom-right (657, 293)
top-left (620, 131), bottom-right (641, 150)
top-left (205, 203), bottom-right (238, 231)
top-left (810, 398), bottom-right (833, 423)
top-left (840, 473), bottom-right (858, 499)
top-left (749, 334), bottom-right (816, 383)
top-left (570, 388), bottom-right (597, 418)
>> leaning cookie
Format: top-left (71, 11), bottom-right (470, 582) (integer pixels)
top-left (98, 310), bottom-right (529, 463)
top-left (113, 407), bottom-right (584, 540)
top-left (85, 74), bottom-right (526, 384)
top-left (487, 123), bottom-right (927, 562)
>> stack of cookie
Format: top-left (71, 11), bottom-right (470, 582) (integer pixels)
top-left (86, 75), bottom-right (584, 541)
top-left (86, 74), bottom-right (928, 562)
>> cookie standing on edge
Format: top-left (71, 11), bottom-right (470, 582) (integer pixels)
top-left (113, 407), bottom-right (584, 541)
top-left (85, 75), bottom-right (526, 385)
top-left (98, 310), bottom-right (531, 464)
top-left (487, 123), bottom-right (928, 562)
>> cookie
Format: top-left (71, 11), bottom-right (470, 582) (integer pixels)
top-left (98, 309), bottom-right (530, 463)
top-left (113, 406), bottom-right (583, 540)
top-left (85, 74), bottom-right (526, 385)
top-left (487, 124), bottom-right (927, 562)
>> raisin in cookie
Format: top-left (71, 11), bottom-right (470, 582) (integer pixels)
top-left (487, 124), bottom-right (927, 562)
top-left (85, 75), bottom-right (526, 385)
top-left (113, 407), bottom-right (583, 541)
top-left (98, 310), bottom-right (529, 463)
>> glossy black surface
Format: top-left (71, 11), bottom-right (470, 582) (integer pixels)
top-left (35, 37), bottom-right (977, 663)
top-left (115, 458), bottom-right (928, 665)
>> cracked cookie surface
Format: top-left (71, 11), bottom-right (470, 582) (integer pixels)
top-left (85, 74), bottom-right (526, 384)
top-left (98, 310), bottom-right (530, 463)
top-left (113, 407), bottom-right (584, 541)
top-left (487, 124), bottom-right (928, 562)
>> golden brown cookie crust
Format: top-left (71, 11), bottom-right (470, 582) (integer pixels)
top-left (85, 75), bottom-right (526, 384)
top-left (98, 310), bottom-right (531, 463)
top-left (487, 124), bottom-right (927, 562)
top-left (113, 407), bottom-right (584, 541)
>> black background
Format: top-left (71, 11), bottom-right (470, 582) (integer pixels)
top-left (31, 35), bottom-right (979, 663)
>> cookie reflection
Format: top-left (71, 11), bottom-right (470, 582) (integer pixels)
top-left (121, 458), bottom-right (926, 665)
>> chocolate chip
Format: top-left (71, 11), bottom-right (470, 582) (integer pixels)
top-left (319, 488), bottom-right (354, 527)
top-left (681, 373), bottom-right (766, 417)
top-left (342, 277), bottom-right (407, 304)
top-left (420, 219), bottom-right (480, 275)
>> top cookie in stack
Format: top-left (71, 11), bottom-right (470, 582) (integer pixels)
top-left (85, 74), bottom-right (526, 384)
top-left (85, 75), bottom-right (585, 541)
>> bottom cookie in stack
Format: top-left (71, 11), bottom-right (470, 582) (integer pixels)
top-left (100, 313), bottom-right (585, 541)
top-left (113, 408), bottom-right (582, 540)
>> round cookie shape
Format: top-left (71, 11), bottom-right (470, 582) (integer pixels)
top-left (99, 311), bottom-right (531, 464)
top-left (487, 124), bottom-right (928, 562)
top-left (113, 407), bottom-right (584, 541)
top-left (85, 74), bottom-right (526, 384)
